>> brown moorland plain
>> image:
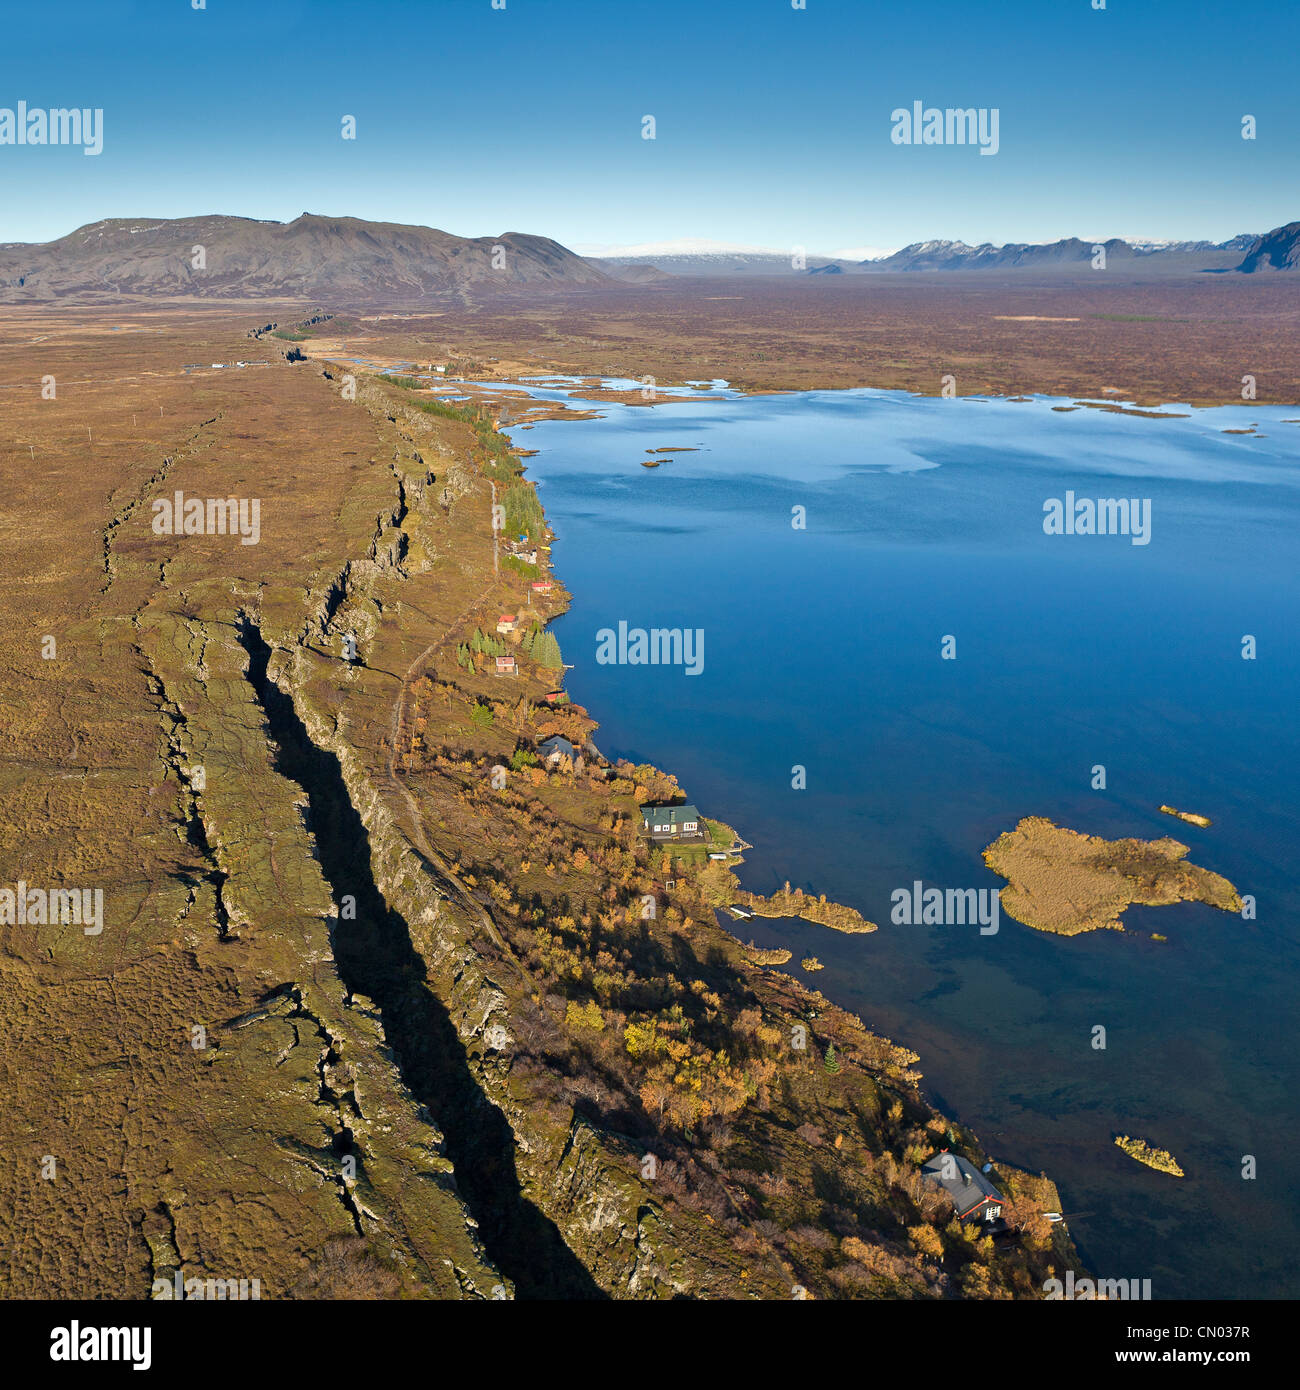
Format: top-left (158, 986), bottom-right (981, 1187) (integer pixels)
top-left (0, 304), bottom-right (1080, 1300)
top-left (328, 272), bottom-right (1300, 405)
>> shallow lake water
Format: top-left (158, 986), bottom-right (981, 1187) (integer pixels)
top-left (503, 383), bottom-right (1300, 1299)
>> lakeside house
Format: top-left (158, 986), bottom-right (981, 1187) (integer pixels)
top-left (495, 654), bottom-right (517, 676)
top-left (497, 614), bottom-right (518, 634)
top-left (640, 803), bottom-right (704, 842)
top-left (531, 579), bottom-right (553, 594)
top-left (543, 690), bottom-right (567, 705)
top-left (538, 735), bottom-right (576, 765)
top-left (920, 1151), bottom-right (1005, 1225)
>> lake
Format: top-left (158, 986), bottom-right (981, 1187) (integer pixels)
top-left (502, 382), bottom-right (1300, 1300)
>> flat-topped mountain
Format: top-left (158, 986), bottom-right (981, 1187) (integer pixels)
top-left (588, 251), bottom-right (865, 276)
top-left (0, 213), bottom-right (611, 301)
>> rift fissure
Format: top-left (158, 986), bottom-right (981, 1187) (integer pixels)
top-left (235, 614), bottom-right (603, 1299)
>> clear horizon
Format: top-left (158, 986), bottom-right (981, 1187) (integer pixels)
top-left (0, 0), bottom-right (1296, 249)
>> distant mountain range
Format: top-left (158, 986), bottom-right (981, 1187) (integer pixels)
top-left (861, 233), bottom-right (1261, 272)
top-left (1, 215), bottom-right (1295, 301)
top-left (0, 214), bottom-right (610, 301)
top-left (587, 228), bottom-right (1297, 278)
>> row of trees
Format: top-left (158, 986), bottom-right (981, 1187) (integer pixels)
top-left (461, 628), bottom-right (510, 664)
top-left (455, 625), bottom-right (562, 672)
top-left (500, 481), bottom-right (544, 537)
top-left (520, 626), bottom-right (562, 669)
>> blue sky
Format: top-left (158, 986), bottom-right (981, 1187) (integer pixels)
top-left (1, 0), bottom-right (1296, 252)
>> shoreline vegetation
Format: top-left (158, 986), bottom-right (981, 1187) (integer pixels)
top-left (361, 368), bottom-right (1083, 1297)
top-left (1115, 1136), bottom-right (1186, 1177)
top-left (982, 816), bottom-right (1241, 935)
top-left (379, 368), bottom-right (1248, 1278)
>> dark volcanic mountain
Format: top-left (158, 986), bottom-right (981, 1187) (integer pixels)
top-left (0, 213), bottom-right (611, 301)
top-left (1236, 221), bottom-right (1300, 271)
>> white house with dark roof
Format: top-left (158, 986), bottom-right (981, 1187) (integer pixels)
top-left (640, 804), bottom-right (703, 842)
top-left (921, 1151), bottom-right (1005, 1225)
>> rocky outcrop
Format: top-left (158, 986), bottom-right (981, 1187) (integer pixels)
top-left (1236, 221), bottom-right (1300, 272)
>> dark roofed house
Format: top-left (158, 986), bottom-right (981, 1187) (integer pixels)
top-left (538, 735), bottom-right (576, 765)
top-left (921, 1151), bottom-right (1005, 1225)
top-left (640, 804), bottom-right (703, 842)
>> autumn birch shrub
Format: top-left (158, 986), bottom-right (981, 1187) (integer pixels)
top-left (833, 1237), bottom-right (932, 1297)
top-left (564, 1000), bottom-right (605, 1031)
top-left (908, 1223), bottom-right (945, 1261)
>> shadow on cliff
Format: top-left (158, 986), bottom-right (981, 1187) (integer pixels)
top-left (237, 616), bottom-right (604, 1299)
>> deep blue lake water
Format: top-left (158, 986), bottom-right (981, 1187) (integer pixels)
top-left (503, 383), bottom-right (1300, 1299)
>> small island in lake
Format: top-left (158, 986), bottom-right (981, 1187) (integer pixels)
top-left (982, 816), bottom-right (1241, 936)
top-left (736, 881), bottom-right (878, 934)
top-left (1115, 1135), bottom-right (1185, 1177)
top-left (742, 942), bottom-right (793, 966)
top-left (1160, 804), bottom-right (1212, 828)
